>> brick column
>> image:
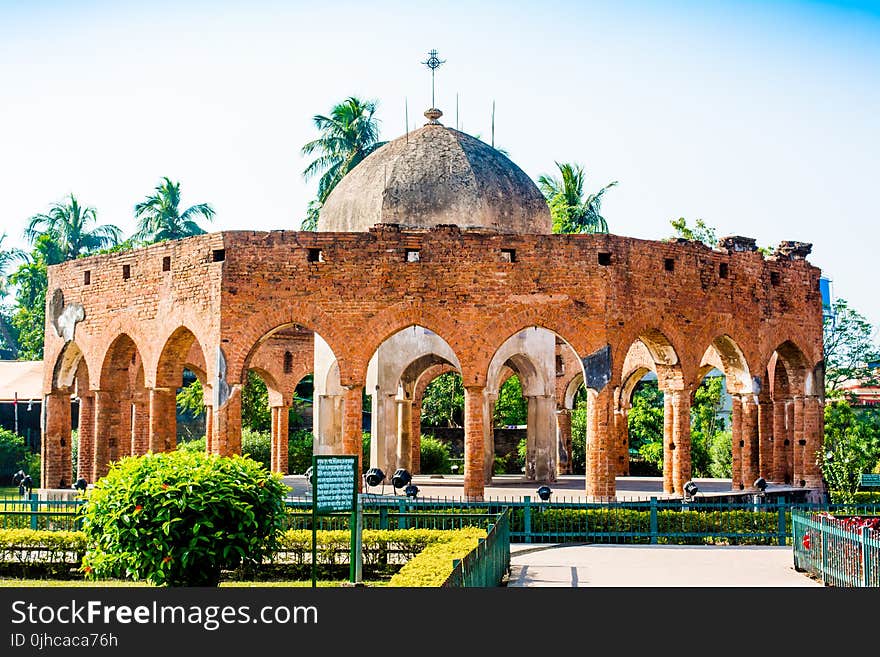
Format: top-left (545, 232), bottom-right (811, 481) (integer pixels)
top-left (464, 385), bottom-right (485, 500)
top-left (212, 384), bottom-right (242, 457)
top-left (410, 402), bottom-right (421, 474)
top-left (204, 405), bottom-right (214, 453)
top-left (131, 393), bottom-right (150, 456)
top-left (149, 387), bottom-right (177, 453)
top-left (741, 395), bottom-right (760, 490)
top-left (92, 390), bottom-right (118, 481)
top-left (76, 393), bottom-right (95, 483)
top-left (397, 399), bottom-right (413, 471)
top-left (115, 395), bottom-right (131, 462)
top-left (786, 401), bottom-right (795, 483)
top-left (802, 396), bottom-right (824, 488)
top-left (270, 406), bottom-right (290, 474)
top-left (615, 408), bottom-right (630, 476)
top-left (730, 395), bottom-right (743, 490)
top-left (771, 398), bottom-right (788, 483)
top-left (42, 391), bottom-right (72, 489)
top-left (758, 398), bottom-right (773, 478)
top-left (556, 409), bottom-right (573, 476)
top-left (341, 386), bottom-right (363, 486)
top-left (525, 396), bottom-right (537, 480)
top-left (671, 390), bottom-right (692, 497)
top-left (792, 396), bottom-right (805, 486)
top-left (483, 393), bottom-right (497, 481)
top-left (586, 387), bottom-right (615, 500)
top-left (662, 391), bottom-right (674, 494)
top-left (533, 395), bottom-right (556, 483)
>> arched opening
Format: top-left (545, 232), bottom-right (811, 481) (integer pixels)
top-left (43, 342), bottom-right (90, 488)
top-left (95, 333), bottom-right (146, 481)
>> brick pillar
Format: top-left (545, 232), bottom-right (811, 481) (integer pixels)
top-left (149, 387), bottom-right (177, 453)
top-left (42, 391), bottom-right (72, 489)
top-left (411, 402), bottom-right (421, 474)
top-left (525, 396), bottom-right (537, 480)
top-left (204, 405), bottom-right (214, 453)
top-left (115, 395), bottom-right (131, 462)
top-left (76, 393), bottom-right (95, 483)
top-left (792, 396), bottom-right (805, 486)
top-left (397, 399), bottom-right (413, 471)
top-left (212, 384), bottom-right (242, 456)
top-left (464, 386), bottom-right (485, 500)
top-left (556, 409), bottom-right (573, 476)
top-left (662, 391), bottom-right (674, 494)
top-left (616, 408), bottom-right (630, 476)
top-left (341, 386), bottom-right (363, 486)
top-left (786, 401), bottom-right (795, 483)
top-left (131, 393), bottom-right (150, 456)
top-left (730, 395), bottom-right (743, 490)
top-left (586, 387), bottom-right (615, 500)
top-left (533, 395), bottom-right (556, 483)
top-left (270, 406), bottom-right (289, 474)
top-left (741, 395), bottom-right (760, 490)
top-left (483, 393), bottom-right (496, 481)
top-left (758, 398), bottom-right (773, 478)
top-left (671, 390), bottom-right (692, 496)
top-left (92, 390), bottom-right (118, 481)
top-left (771, 399), bottom-right (787, 483)
top-left (802, 396), bottom-right (823, 488)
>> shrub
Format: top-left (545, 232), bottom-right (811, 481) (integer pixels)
top-left (0, 529), bottom-right (87, 578)
top-left (0, 428), bottom-right (37, 485)
top-left (241, 427), bottom-right (271, 470)
top-left (420, 436), bottom-right (452, 474)
top-left (288, 429), bottom-right (313, 474)
top-left (81, 451), bottom-right (288, 586)
top-left (388, 527), bottom-right (486, 586)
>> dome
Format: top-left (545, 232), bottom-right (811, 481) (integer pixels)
top-left (318, 121), bottom-right (552, 234)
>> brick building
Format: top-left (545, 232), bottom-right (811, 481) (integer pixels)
top-left (40, 110), bottom-right (825, 499)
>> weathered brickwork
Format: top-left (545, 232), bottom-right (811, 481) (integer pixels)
top-left (42, 227), bottom-right (824, 498)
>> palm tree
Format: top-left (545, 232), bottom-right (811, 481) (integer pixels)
top-left (538, 162), bottom-right (617, 234)
top-left (25, 194), bottom-right (121, 261)
top-left (301, 97), bottom-right (385, 204)
top-left (133, 177), bottom-right (215, 243)
top-left (0, 233), bottom-right (24, 295)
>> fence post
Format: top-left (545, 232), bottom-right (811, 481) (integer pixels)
top-left (379, 505), bottom-right (388, 530)
top-left (649, 497), bottom-right (658, 545)
top-left (29, 492), bottom-right (38, 531)
top-left (398, 500), bottom-right (407, 530)
top-left (777, 504), bottom-right (786, 546)
top-left (523, 496), bottom-right (532, 544)
top-left (820, 515), bottom-right (827, 586)
top-left (862, 526), bottom-right (871, 588)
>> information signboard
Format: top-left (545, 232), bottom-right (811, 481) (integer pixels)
top-left (311, 455), bottom-right (360, 586)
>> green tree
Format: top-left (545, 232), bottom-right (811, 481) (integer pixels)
top-left (493, 375), bottom-right (528, 426)
top-left (7, 235), bottom-right (63, 360)
top-left (823, 298), bottom-right (880, 396)
top-left (133, 177), bottom-right (215, 244)
top-left (628, 380), bottom-right (664, 465)
top-left (690, 376), bottom-right (728, 477)
top-left (301, 97), bottom-right (384, 205)
top-left (300, 199), bottom-right (322, 232)
top-left (241, 371), bottom-right (271, 432)
top-left (25, 194), bottom-right (121, 261)
top-left (421, 372), bottom-right (464, 428)
top-left (669, 217), bottom-right (718, 246)
top-left (819, 399), bottom-right (880, 502)
top-left (0, 233), bottom-right (24, 355)
top-left (537, 162), bottom-right (616, 234)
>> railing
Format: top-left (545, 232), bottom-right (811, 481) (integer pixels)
top-left (791, 510), bottom-right (880, 587)
top-left (0, 495), bottom-right (84, 531)
top-left (442, 509), bottom-right (510, 587)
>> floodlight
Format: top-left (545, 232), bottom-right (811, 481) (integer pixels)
top-left (754, 477), bottom-right (767, 492)
top-left (365, 467), bottom-right (385, 488)
top-left (684, 481), bottom-right (699, 498)
top-left (404, 484), bottom-right (419, 498)
top-left (536, 485), bottom-right (552, 501)
top-left (391, 469), bottom-right (412, 489)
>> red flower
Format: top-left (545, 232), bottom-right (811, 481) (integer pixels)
top-left (134, 505), bottom-right (143, 512)
top-left (162, 556), bottom-right (172, 564)
top-left (84, 566), bottom-right (93, 574)
top-left (162, 484), bottom-right (169, 490)
top-left (802, 532), bottom-right (811, 550)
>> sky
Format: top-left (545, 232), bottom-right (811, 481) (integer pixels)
top-left (1, 0), bottom-right (878, 326)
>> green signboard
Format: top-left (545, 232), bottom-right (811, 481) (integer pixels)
top-left (861, 473), bottom-right (880, 488)
top-left (311, 455), bottom-right (360, 587)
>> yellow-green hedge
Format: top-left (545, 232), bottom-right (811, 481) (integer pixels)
top-left (388, 527), bottom-right (486, 587)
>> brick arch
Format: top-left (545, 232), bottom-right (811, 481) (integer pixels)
top-left (227, 309), bottom-right (347, 387)
top-left (697, 334), bottom-right (753, 394)
top-left (469, 309), bottom-right (596, 388)
top-left (97, 332), bottom-right (147, 390)
top-left (616, 327), bottom-right (685, 395)
top-left (620, 366), bottom-right (654, 409)
top-left (768, 339), bottom-right (811, 396)
top-left (350, 303), bottom-right (474, 385)
top-left (486, 338), bottom-right (549, 397)
top-left (154, 325), bottom-right (212, 389)
top-left (51, 341), bottom-right (89, 392)
top-left (413, 364), bottom-right (459, 409)
top-left (563, 371), bottom-right (585, 410)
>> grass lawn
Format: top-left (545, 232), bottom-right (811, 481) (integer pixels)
top-left (0, 578), bottom-right (387, 587)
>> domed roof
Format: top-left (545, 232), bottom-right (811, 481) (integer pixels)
top-left (318, 122), bottom-right (552, 234)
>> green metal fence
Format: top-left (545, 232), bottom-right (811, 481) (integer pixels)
top-left (442, 509), bottom-right (510, 587)
top-left (791, 510), bottom-right (880, 587)
top-left (0, 495), bottom-right (84, 531)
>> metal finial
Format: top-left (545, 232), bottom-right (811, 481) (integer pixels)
top-left (421, 49), bottom-right (446, 113)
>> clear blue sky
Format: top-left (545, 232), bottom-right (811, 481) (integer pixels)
top-left (1, 1), bottom-right (878, 326)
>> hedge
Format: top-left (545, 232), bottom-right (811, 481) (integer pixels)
top-left (388, 527), bottom-right (486, 587)
top-left (0, 529), bottom-right (87, 577)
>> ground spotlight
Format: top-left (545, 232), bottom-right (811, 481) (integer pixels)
top-left (536, 485), bottom-right (552, 501)
top-left (391, 468), bottom-right (412, 490)
top-left (73, 478), bottom-right (88, 493)
top-left (754, 477), bottom-right (767, 492)
top-left (404, 484), bottom-right (419, 498)
top-left (684, 480), bottom-right (699, 500)
top-left (365, 467), bottom-right (385, 489)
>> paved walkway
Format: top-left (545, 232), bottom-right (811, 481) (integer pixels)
top-left (507, 544), bottom-right (819, 587)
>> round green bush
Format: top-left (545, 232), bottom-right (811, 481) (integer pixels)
top-left (81, 450), bottom-right (287, 586)
top-left (420, 436), bottom-right (452, 474)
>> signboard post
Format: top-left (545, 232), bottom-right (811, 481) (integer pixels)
top-left (860, 473), bottom-right (880, 488)
top-left (311, 455), bottom-right (359, 587)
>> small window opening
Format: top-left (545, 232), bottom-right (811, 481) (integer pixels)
top-left (83, 270), bottom-right (91, 285)
top-left (664, 258), bottom-right (675, 272)
top-left (771, 271), bottom-right (781, 286)
top-left (719, 263), bottom-right (729, 279)
top-left (162, 256), bottom-right (171, 271)
top-left (308, 248), bottom-right (323, 263)
top-left (501, 248), bottom-right (516, 263)
top-left (405, 249), bottom-right (420, 263)
top-left (555, 354), bottom-right (565, 376)
top-left (212, 249), bottom-right (225, 262)
top-left (598, 252), bottom-right (612, 266)
top-left (283, 351), bottom-right (293, 374)
top-left (122, 264), bottom-right (131, 280)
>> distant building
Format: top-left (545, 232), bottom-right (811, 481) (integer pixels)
top-left (0, 361), bottom-right (45, 450)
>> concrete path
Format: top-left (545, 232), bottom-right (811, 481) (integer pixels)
top-left (508, 544), bottom-right (819, 587)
